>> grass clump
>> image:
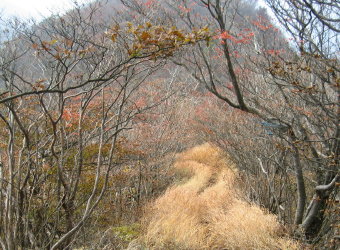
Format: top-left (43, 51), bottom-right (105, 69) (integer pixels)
top-left (141, 143), bottom-right (299, 249)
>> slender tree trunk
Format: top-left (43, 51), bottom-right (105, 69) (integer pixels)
top-left (293, 146), bottom-right (306, 225)
top-left (6, 109), bottom-right (16, 250)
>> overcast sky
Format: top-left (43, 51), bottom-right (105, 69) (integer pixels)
top-left (0, 0), bottom-right (270, 21)
top-left (0, 0), bottom-right (93, 20)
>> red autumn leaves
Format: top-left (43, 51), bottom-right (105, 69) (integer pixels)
top-left (215, 30), bottom-right (255, 44)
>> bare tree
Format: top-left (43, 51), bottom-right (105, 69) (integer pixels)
top-left (0, 2), bottom-right (186, 248)
top-left (121, 0), bottom-right (339, 244)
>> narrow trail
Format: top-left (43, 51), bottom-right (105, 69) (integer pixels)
top-left (141, 144), bottom-right (298, 249)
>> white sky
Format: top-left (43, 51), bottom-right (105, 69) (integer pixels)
top-left (0, 0), bottom-right (272, 21)
top-left (0, 0), bottom-right (92, 20)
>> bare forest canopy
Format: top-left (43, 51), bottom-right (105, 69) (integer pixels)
top-left (0, 0), bottom-right (339, 249)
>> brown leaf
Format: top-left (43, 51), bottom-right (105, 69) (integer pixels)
top-left (140, 31), bottom-right (151, 41)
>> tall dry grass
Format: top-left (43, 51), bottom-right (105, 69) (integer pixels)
top-left (141, 143), bottom-right (298, 249)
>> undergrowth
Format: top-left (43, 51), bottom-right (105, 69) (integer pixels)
top-left (141, 143), bottom-right (299, 249)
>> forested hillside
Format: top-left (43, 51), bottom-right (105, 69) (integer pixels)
top-left (0, 0), bottom-right (338, 249)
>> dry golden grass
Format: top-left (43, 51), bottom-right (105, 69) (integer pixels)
top-left (142, 143), bottom-right (299, 249)
top-left (174, 143), bottom-right (230, 170)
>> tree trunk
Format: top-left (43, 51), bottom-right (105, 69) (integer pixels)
top-left (302, 175), bottom-right (338, 238)
top-left (293, 146), bottom-right (306, 225)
